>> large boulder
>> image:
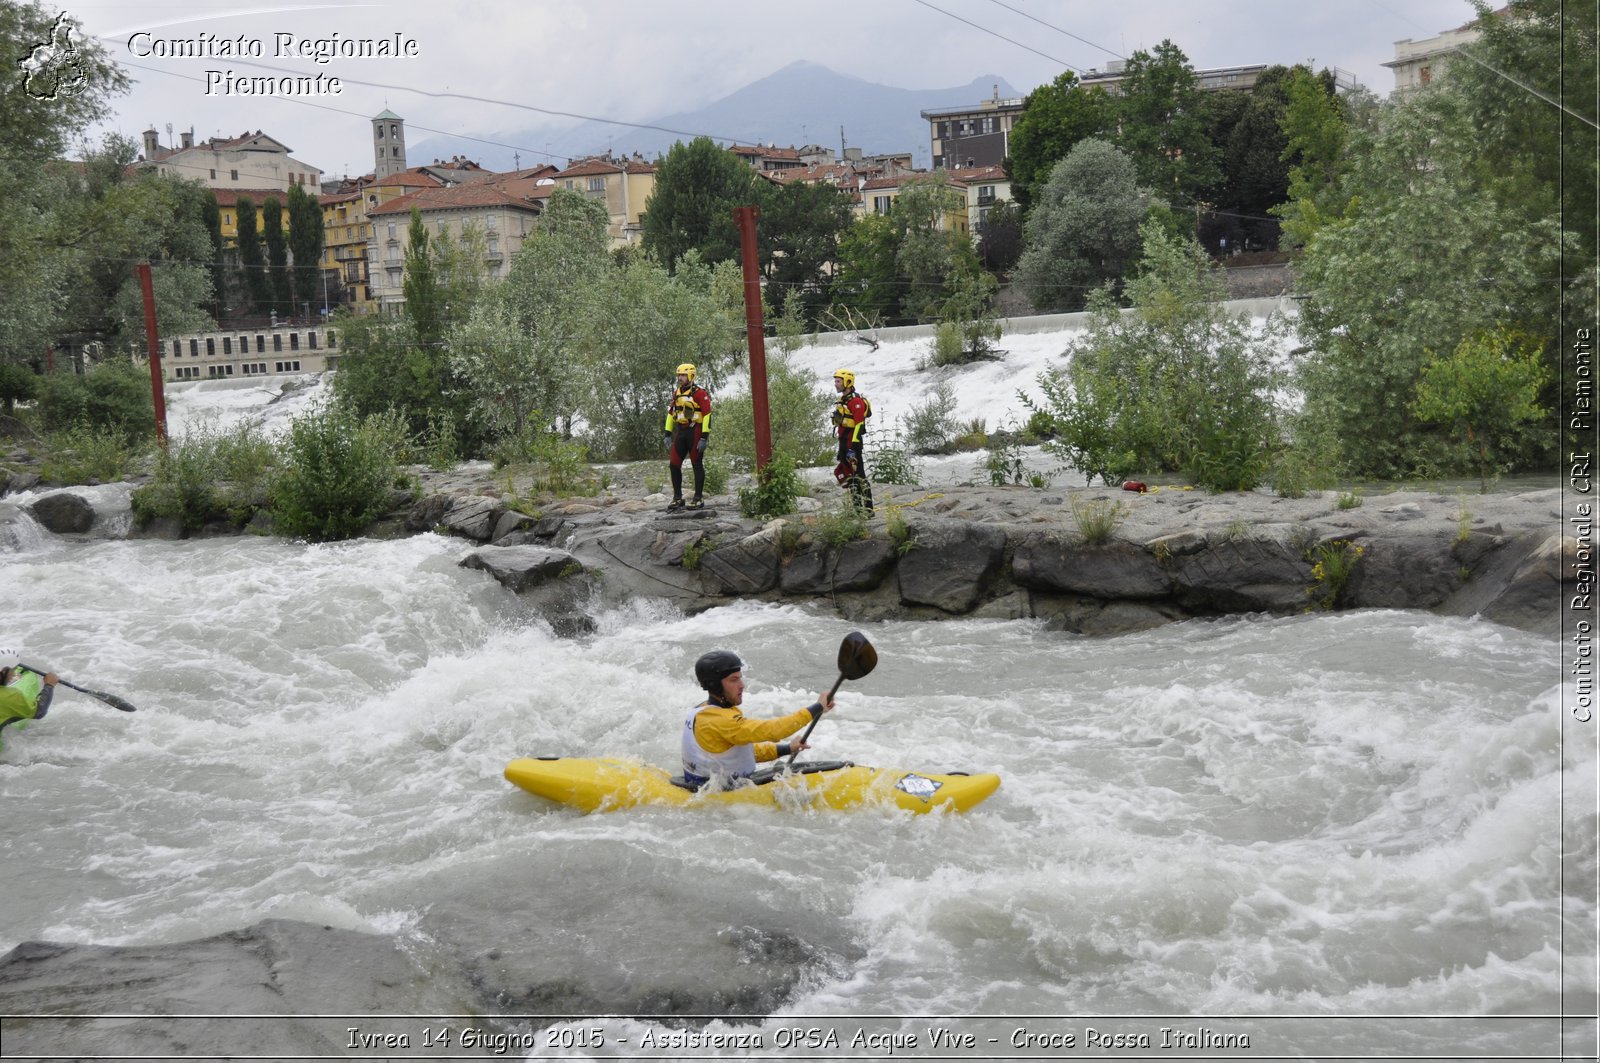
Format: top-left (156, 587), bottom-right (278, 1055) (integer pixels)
top-left (896, 518), bottom-right (1007, 614)
top-left (1168, 526), bottom-right (1315, 613)
top-left (0, 921), bottom-right (478, 1060)
top-left (459, 544), bottom-right (582, 593)
top-left (439, 495), bottom-right (502, 541)
top-left (25, 492), bottom-right (95, 534)
top-left (1012, 534), bottom-right (1170, 599)
top-left (699, 521), bottom-right (784, 596)
top-left (779, 537), bottom-right (897, 595)
top-left (459, 544), bottom-right (595, 635)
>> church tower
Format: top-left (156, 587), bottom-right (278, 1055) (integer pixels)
top-left (372, 109), bottom-right (406, 178)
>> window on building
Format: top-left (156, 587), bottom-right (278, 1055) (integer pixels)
top-left (1419, 65), bottom-right (1432, 85)
top-left (224, 213), bottom-right (232, 226)
top-left (209, 169), bottom-right (216, 179)
top-left (874, 195), bottom-right (892, 215)
top-left (328, 331), bottom-right (337, 348)
top-left (390, 124), bottom-right (398, 138)
top-left (171, 340), bottom-right (181, 357)
top-left (290, 333), bottom-right (299, 351)
top-left (377, 126), bottom-right (385, 139)
top-left (230, 169), bottom-right (238, 180)
top-left (588, 176), bottom-right (605, 192)
top-left (240, 335), bottom-right (250, 354)
top-left (308, 331), bottom-right (318, 350)
top-left (257, 334), bottom-right (266, 352)
top-left (273, 335), bottom-right (282, 352)
top-left (222, 338), bottom-right (231, 355)
top-left (487, 235), bottom-right (499, 255)
top-left (485, 215), bottom-right (497, 231)
top-left (190, 339), bottom-right (199, 357)
top-left (387, 222), bottom-right (397, 238)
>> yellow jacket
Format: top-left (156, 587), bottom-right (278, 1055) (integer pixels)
top-left (688, 703), bottom-right (816, 763)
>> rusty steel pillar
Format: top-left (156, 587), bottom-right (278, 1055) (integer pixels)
top-left (136, 262), bottom-right (169, 445)
top-left (732, 205), bottom-right (772, 471)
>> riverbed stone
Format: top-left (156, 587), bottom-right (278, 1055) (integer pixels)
top-left (896, 517), bottom-right (1006, 613)
top-left (26, 491), bottom-right (95, 534)
top-left (440, 496), bottom-right (501, 541)
top-left (1012, 534), bottom-right (1171, 599)
top-left (0, 921), bottom-right (480, 1060)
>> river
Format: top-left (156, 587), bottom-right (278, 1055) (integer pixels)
top-left (0, 518), bottom-right (1590, 1059)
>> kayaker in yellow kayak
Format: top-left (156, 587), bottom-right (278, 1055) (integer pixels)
top-left (681, 649), bottom-right (835, 790)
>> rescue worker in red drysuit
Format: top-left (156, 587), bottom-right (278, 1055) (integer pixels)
top-left (663, 362), bottom-right (712, 510)
top-left (832, 368), bottom-right (874, 515)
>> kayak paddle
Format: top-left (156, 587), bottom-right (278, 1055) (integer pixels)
top-left (18, 664), bottom-right (138, 713)
top-left (786, 630), bottom-right (876, 767)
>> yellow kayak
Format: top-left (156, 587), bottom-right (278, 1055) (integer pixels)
top-left (504, 757), bottom-right (1000, 814)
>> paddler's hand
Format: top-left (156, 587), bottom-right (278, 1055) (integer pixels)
top-left (43, 673), bottom-right (58, 686)
top-left (789, 739), bottom-right (812, 754)
top-left (815, 691), bottom-right (835, 713)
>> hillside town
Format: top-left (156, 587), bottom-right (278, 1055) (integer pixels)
top-left (128, 11), bottom-right (1477, 383)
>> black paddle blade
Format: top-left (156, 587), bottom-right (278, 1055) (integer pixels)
top-left (837, 631), bottom-right (877, 680)
top-left (78, 686), bottom-right (138, 713)
top-left (19, 666), bottom-right (138, 712)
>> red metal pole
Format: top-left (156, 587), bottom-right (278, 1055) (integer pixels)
top-left (733, 205), bottom-right (772, 471)
top-left (136, 262), bottom-right (169, 445)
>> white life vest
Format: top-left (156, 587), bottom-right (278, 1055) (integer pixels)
top-left (681, 703), bottom-right (757, 785)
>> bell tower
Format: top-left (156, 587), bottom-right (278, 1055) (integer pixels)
top-left (372, 109), bottom-right (406, 178)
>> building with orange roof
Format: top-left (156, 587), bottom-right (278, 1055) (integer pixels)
top-left (550, 154), bottom-right (656, 247)
top-left (365, 182), bottom-right (546, 312)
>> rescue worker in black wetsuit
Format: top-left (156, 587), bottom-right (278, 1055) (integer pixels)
top-left (664, 362), bottom-right (712, 510)
top-left (832, 368), bottom-right (874, 515)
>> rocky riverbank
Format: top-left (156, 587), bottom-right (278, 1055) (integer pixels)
top-left (7, 461), bottom-right (1571, 637)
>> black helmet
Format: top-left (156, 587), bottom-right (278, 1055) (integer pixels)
top-left (694, 649), bottom-right (743, 693)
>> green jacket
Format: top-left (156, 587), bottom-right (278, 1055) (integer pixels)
top-left (0, 668), bottom-right (47, 725)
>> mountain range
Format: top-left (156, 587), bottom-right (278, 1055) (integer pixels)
top-left (409, 61), bottom-right (1022, 171)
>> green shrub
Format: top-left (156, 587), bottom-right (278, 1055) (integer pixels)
top-left (39, 423), bottom-right (146, 485)
top-left (1069, 495), bottom-right (1127, 544)
top-left (1307, 539), bottom-right (1366, 610)
top-left (131, 421), bottom-right (279, 530)
top-left (35, 359), bottom-right (156, 441)
top-left (270, 405), bottom-right (403, 541)
top-left (870, 426), bottom-right (920, 486)
top-left (813, 498), bottom-right (869, 546)
top-left (737, 452), bottom-right (802, 519)
top-left (903, 381), bottom-right (959, 453)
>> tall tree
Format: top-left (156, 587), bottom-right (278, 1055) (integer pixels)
top-left (891, 173), bottom-right (985, 323)
top-left (0, 2), bottom-right (129, 369)
top-left (260, 195), bottom-right (291, 316)
top-left (401, 208), bottom-right (442, 345)
top-left (757, 179), bottom-right (854, 321)
top-left (1015, 139), bottom-right (1156, 311)
top-left (200, 191), bottom-right (225, 316)
top-left (1004, 72), bottom-right (1115, 209)
top-left (640, 136), bottom-right (759, 271)
top-left (287, 184), bottom-right (324, 317)
top-left (1292, 81), bottom-right (1562, 477)
top-left (1112, 40), bottom-right (1220, 209)
top-left (450, 188), bottom-right (612, 448)
top-left (235, 196), bottom-right (270, 313)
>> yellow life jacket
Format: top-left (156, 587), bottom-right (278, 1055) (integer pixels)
top-left (666, 386), bottom-right (706, 430)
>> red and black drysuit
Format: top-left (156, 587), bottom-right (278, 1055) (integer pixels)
top-left (664, 382), bottom-right (712, 503)
top-left (833, 387), bottom-right (874, 514)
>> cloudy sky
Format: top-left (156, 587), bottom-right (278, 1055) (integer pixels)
top-left (67, 0), bottom-right (1478, 177)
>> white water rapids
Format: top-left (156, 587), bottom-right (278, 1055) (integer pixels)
top-left (0, 521), bottom-right (1590, 1059)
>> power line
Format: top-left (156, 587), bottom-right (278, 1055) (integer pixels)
top-left (905, 0), bottom-right (1086, 73)
top-left (981, 0), bottom-right (1124, 60)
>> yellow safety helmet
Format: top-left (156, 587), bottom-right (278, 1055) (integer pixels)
top-left (675, 363), bottom-right (696, 382)
top-left (833, 368), bottom-right (855, 389)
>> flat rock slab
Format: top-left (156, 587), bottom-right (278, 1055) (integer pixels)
top-left (0, 920), bottom-right (478, 1059)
